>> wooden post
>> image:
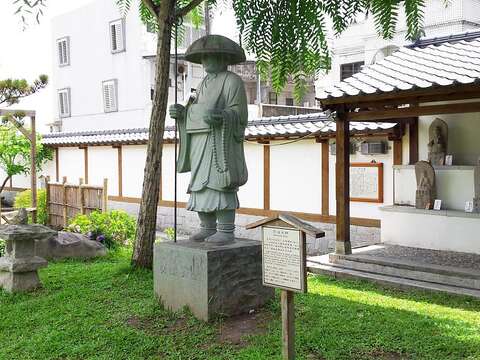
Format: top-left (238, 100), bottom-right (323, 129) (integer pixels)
top-left (102, 178), bottom-right (108, 213)
top-left (83, 147), bottom-right (89, 184)
top-left (45, 176), bottom-right (50, 226)
top-left (393, 139), bottom-right (403, 166)
top-left (335, 110), bottom-right (352, 255)
top-left (30, 116), bottom-right (37, 223)
top-left (79, 178), bottom-right (85, 215)
top-left (281, 290), bottom-right (295, 360)
top-left (55, 148), bottom-right (60, 182)
top-left (409, 118), bottom-right (419, 165)
top-left (263, 143), bottom-right (270, 210)
top-left (321, 141), bottom-right (330, 216)
top-left (62, 176), bottom-right (67, 227)
top-left (117, 146), bottom-right (123, 197)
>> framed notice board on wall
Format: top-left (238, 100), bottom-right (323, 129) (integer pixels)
top-left (350, 162), bottom-right (384, 203)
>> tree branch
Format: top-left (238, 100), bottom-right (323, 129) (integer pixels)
top-left (0, 175), bottom-right (11, 195)
top-left (175, 0), bottom-right (205, 19)
top-left (142, 0), bottom-right (159, 17)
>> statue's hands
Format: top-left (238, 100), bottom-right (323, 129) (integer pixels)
top-left (169, 104), bottom-right (185, 120)
top-left (204, 109), bottom-right (224, 127)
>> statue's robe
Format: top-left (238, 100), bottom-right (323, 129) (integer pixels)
top-left (177, 70), bottom-right (248, 213)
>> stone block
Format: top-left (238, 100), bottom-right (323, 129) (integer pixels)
top-left (153, 239), bottom-right (274, 321)
top-left (0, 271), bottom-right (42, 292)
top-left (0, 224), bottom-right (51, 293)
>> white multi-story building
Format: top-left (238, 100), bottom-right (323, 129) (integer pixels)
top-left (49, 0), bottom-right (319, 134)
top-left (50, 0), bottom-right (206, 133)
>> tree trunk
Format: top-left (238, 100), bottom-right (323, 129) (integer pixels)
top-left (0, 176), bottom-right (11, 196)
top-left (131, 0), bottom-right (176, 269)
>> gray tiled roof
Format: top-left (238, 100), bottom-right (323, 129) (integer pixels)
top-left (42, 113), bottom-right (396, 146)
top-left (317, 31), bottom-right (480, 102)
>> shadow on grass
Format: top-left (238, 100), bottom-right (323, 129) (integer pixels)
top-left (282, 292), bottom-right (479, 359)
top-left (307, 274), bottom-right (480, 312)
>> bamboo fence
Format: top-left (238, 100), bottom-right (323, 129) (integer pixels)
top-left (46, 176), bottom-right (108, 228)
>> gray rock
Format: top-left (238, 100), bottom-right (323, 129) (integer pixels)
top-left (0, 191), bottom-right (17, 208)
top-left (154, 239), bottom-right (274, 322)
top-left (10, 208), bottom-right (28, 225)
top-left (35, 232), bottom-right (107, 260)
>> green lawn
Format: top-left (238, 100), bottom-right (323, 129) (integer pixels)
top-left (1, 249), bottom-right (480, 360)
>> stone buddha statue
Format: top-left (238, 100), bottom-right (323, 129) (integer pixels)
top-left (415, 161), bottom-right (436, 209)
top-left (428, 118), bottom-right (448, 165)
top-left (169, 35), bottom-right (248, 245)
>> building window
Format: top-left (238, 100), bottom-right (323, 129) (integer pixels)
top-left (102, 79), bottom-right (118, 112)
top-left (285, 97), bottom-right (294, 106)
top-left (268, 92), bottom-right (277, 105)
top-left (57, 37), bottom-right (70, 66)
top-left (340, 61), bottom-right (364, 81)
top-left (110, 19), bottom-right (126, 53)
top-left (58, 88), bottom-right (71, 118)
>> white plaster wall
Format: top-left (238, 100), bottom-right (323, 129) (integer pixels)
top-left (394, 166), bottom-right (478, 210)
top-left (329, 138), bottom-right (394, 219)
top-left (419, 112), bottom-right (480, 166)
top-left (41, 152), bottom-right (57, 182)
top-left (162, 144), bottom-right (190, 202)
top-left (270, 139), bottom-right (322, 213)
top-left (11, 174), bottom-right (30, 189)
top-left (58, 147), bottom-right (84, 183)
top-left (87, 146), bottom-right (118, 196)
top-left (121, 145), bottom-right (146, 198)
top-left (52, 0), bottom-right (151, 132)
top-left (382, 210), bottom-right (480, 254)
top-left (238, 142), bottom-right (263, 209)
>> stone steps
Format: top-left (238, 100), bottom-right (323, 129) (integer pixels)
top-left (307, 254), bottom-right (480, 299)
top-left (329, 253), bottom-right (480, 290)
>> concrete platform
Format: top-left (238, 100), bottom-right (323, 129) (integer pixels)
top-left (153, 238), bottom-right (274, 321)
top-left (308, 244), bottom-right (480, 299)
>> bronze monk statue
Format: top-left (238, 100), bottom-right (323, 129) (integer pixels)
top-left (169, 35), bottom-right (248, 245)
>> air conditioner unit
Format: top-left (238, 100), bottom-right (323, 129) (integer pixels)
top-left (330, 142), bottom-right (357, 156)
top-left (360, 141), bottom-right (387, 155)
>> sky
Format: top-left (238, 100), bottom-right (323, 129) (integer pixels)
top-left (0, 0), bottom-right (237, 133)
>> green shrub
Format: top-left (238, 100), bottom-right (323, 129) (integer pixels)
top-left (67, 210), bottom-right (136, 249)
top-left (164, 227), bottom-right (175, 241)
top-left (0, 239), bottom-right (5, 257)
top-left (14, 189), bottom-right (47, 225)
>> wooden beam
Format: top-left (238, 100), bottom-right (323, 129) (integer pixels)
top-left (409, 119), bottom-right (419, 165)
top-left (346, 92), bottom-right (480, 112)
top-left (82, 147), bottom-right (89, 184)
top-left (393, 139), bottom-right (403, 166)
top-left (30, 116), bottom-right (37, 223)
top-left (321, 141), bottom-right (329, 216)
top-left (55, 148), bottom-right (59, 182)
top-left (0, 109), bottom-right (36, 117)
top-left (113, 196), bottom-right (382, 228)
top-left (320, 83), bottom-right (480, 107)
top-left (346, 101), bottom-right (480, 121)
top-left (116, 146), bottom-right (123, 197)
top-left (263, 143), bottom-right (270, 210)
top-left (335, 110), bottom-right (352, 255)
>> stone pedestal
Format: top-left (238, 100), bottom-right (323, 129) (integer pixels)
top-left (153, 239), bottom-right (274, 321)
top-left (0, 225), bottom-right (54, 293)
